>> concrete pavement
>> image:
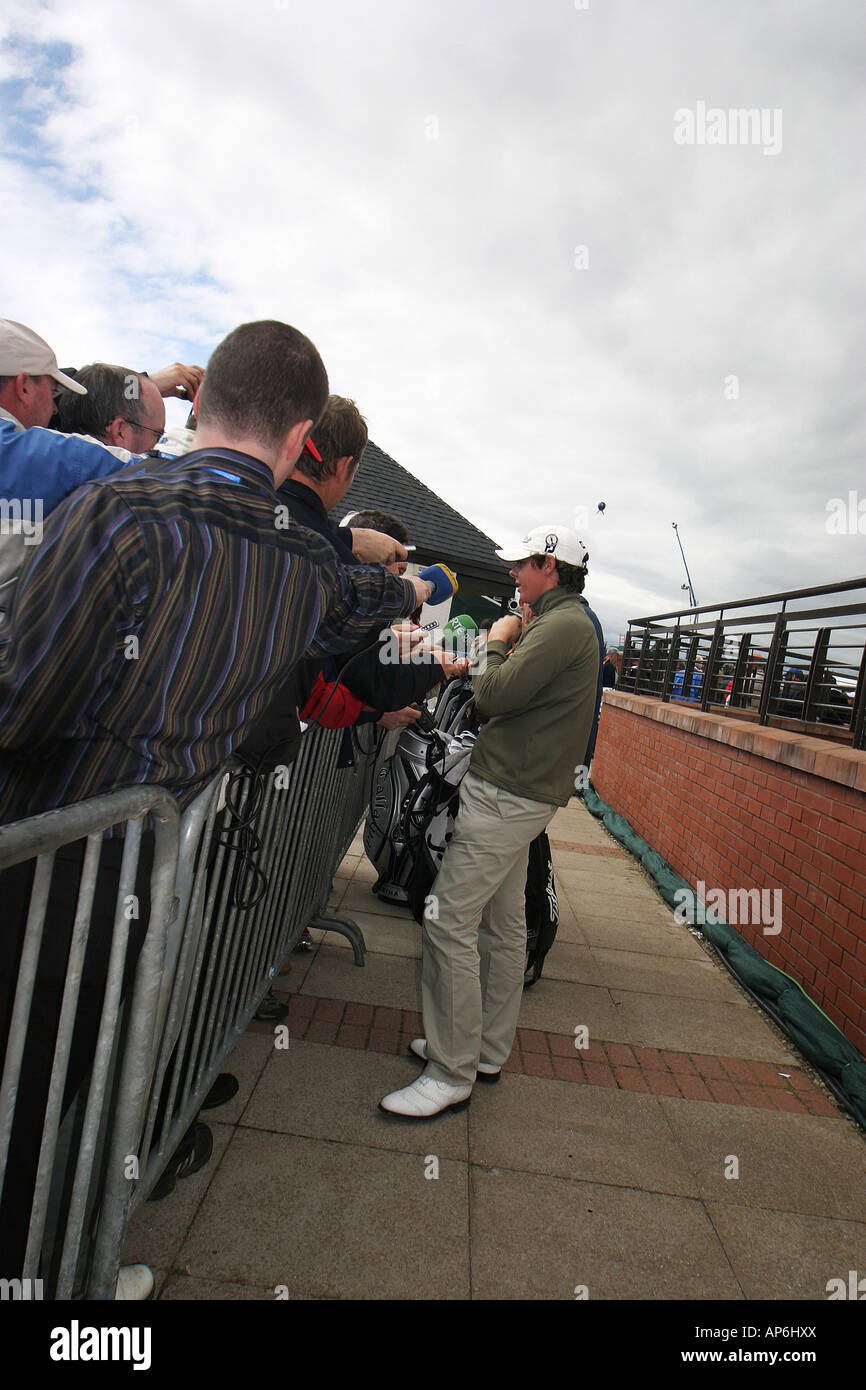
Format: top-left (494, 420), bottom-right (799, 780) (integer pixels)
top-left (123, 798), bottom-right (866, 1300)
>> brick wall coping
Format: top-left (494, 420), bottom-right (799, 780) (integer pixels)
top-left (604, 690), bottom-right (866, 794)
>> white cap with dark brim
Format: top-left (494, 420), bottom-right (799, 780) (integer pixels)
top-left (495, 525), bottom-right (589, 569)
top-left (0, 320), bottom-right (87, 394)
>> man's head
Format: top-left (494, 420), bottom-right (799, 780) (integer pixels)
top-left (496, 525), bottom-right (589, 607)
top-left (195, 320), bottom-right (328, 482)
top-left (0, 319), bottom-right (86, 428)
top-left (345, 507), bottom-right (409, 575)
top-left (292, 394), bottom-right (368, 506)
top-left (55, 363), bottom-right (166, 452)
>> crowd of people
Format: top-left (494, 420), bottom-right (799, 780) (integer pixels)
top-left (0, 316), bottom-right (605, 1295)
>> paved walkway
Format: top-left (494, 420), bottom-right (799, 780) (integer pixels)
top-left (123, 799), bottom-right (866, 1300)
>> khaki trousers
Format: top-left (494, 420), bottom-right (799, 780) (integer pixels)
top-left (420, 770), bottom-right (558, 1086)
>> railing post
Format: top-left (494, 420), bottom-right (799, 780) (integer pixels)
top-left (730, 634), bottom-right (753, 709)
top-left (803, 629), bottom-right (831, 723)
top-left (702, 620), bottom-right (725, 710)
top-left (759, 612), bottom-right (788, 725)
top-left (852, 645), bottom-right (866, 751)
top-left (662, 626), bottom-right (681, 702)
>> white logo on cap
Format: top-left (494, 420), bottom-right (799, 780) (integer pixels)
top-left (544, 533), bottom-right (558, 553)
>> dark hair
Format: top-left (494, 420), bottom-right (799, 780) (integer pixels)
top-left (346, 508), bottom-right (409, 544)
top-left (197, 320), bottom-right (329, 451)
top-left (54, 363), bottom-right (145, 438)
top-left (296, 394), bottom-right (368, 483)
top-left (529, 554), bottom-right (586, 593)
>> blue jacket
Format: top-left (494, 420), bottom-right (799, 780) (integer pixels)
top-left (0, 418), bottom-right (136, 517)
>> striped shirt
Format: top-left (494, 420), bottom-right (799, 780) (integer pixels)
top-left (0, 447), bottom-right (416, 824)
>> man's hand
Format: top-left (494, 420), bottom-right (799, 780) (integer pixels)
top-left (487, 615), bottom-right (522, 646)
top-left (438, 653), bottom-right (470, 679)
top-left (149, 363), bottom-right (205, 400)
top-left (378, 706), bottom-right (423, 730)
top-left (350, 527), bottom-right (409, 567)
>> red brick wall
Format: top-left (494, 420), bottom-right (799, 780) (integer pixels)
top-left (591, 695), bottom-right (866, 1056)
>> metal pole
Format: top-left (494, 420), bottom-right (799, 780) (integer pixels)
top-left (672, 522), bottom-right (698, 607)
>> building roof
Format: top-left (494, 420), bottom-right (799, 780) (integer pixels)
top-left (331, 441), bottom-right (513, 597)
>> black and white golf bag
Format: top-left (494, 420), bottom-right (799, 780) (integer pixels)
top-left (364, 679), bottom-right (478, 915)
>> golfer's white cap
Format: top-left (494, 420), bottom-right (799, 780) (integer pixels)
top-left (496, 525), bottom-right (589, 569)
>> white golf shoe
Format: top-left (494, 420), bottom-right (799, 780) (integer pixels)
top-left (379, 1074), bottom-right (472, 1118)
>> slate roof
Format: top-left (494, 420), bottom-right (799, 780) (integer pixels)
top-left (330, 441), bottom-right (513, 596)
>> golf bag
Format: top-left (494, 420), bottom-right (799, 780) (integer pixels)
top-left (363, 678), bottom-right (560, 982)
top-left (523, 830), bottom-right (559, 986)
top-left (364, 679), bottom-right (478, 913)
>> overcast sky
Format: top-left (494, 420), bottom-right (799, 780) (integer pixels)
top-left (1, 0), bottom-right (863, 641)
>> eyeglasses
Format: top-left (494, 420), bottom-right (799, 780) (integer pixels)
top-left (123, 420), bottom-right (164, 443)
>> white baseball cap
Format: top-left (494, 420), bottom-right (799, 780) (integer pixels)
top-left (0, 320), bottom-right (87, 394)
top-left (496, 525), bottom-right (589, 569)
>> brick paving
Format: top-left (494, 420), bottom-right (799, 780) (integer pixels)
top-left (247, 989), bottom-right (842, 1116)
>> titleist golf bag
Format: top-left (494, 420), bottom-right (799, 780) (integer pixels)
top-left (364, 679), bottom-right (478, 916)
top-left (363, 678), bottom-right (559, 984)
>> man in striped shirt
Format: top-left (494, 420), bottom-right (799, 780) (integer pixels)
top-left (0, 319), bottom-right (441, 825)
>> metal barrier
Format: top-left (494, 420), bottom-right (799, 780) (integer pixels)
top-left (0, 789), bottom-right (178, 1299)
top-left (619, 576), bottom-right (866, 748)
top-left (0, 720), bottom-right (383, 1296)
top-left (133, 724), bottom-right (380, 1204)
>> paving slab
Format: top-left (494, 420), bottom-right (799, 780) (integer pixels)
top-left (160, 1275), bottom-right (285, 1300)
top-left (339, 880), bottom-right (412, 919)
top-left (575, 913), bottom-right (709, 958)
top-left (705, 1204), bottom-right (866, 1301)
top-left (468, 1072), bottom-right (699, 1197)
top-left (275, 945), bottom-right (318, 991)
top-left (660, 1099), bottom-right (866, 1221)
top-left (517, 978), bottom-right (630, 1040)
top-left (469, 1168), bottom-right (742, 1300)
top-left (242, 1038), bottom-right (469, 1158)
top-left (559, 885), bottom-right (680, 926)
top-left (122, 1120), bottom-right (236, 1270)
top-left (176, 1129), bottom-right (471, 1299)
top-left (531, 941), bottom-right (604, 986)
top-left (612, 991), bottom-right (799, 1060)
top-left (590, 946), bottom-right (744, 1002)
top-left (197, 1031), bottom-right (275, 1126)
top-left (348, 857), bottom-right (380, 885)
top-left (299, 945), bottom-right (422, 1010)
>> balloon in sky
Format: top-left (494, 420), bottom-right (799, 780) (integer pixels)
top-left (597, 502), bottom-right (606, 515)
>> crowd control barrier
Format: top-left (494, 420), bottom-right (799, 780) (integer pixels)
top-left (0, 789), bottom-right (178, 1299)
top-left (0, 722), bottom-right (382, 1298)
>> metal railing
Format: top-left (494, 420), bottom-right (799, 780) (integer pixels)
top-left (0, 721), bottom-right (383, 1298)
top-left (0, 788), bottom-right (178, 1299)
top-left (618, 576), bottom-right (866, 749)
top-left (133, 724), bottom-right (380, 1207)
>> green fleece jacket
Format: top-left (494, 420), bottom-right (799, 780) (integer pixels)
top-left (469, 587), bottom-right (600, 806)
